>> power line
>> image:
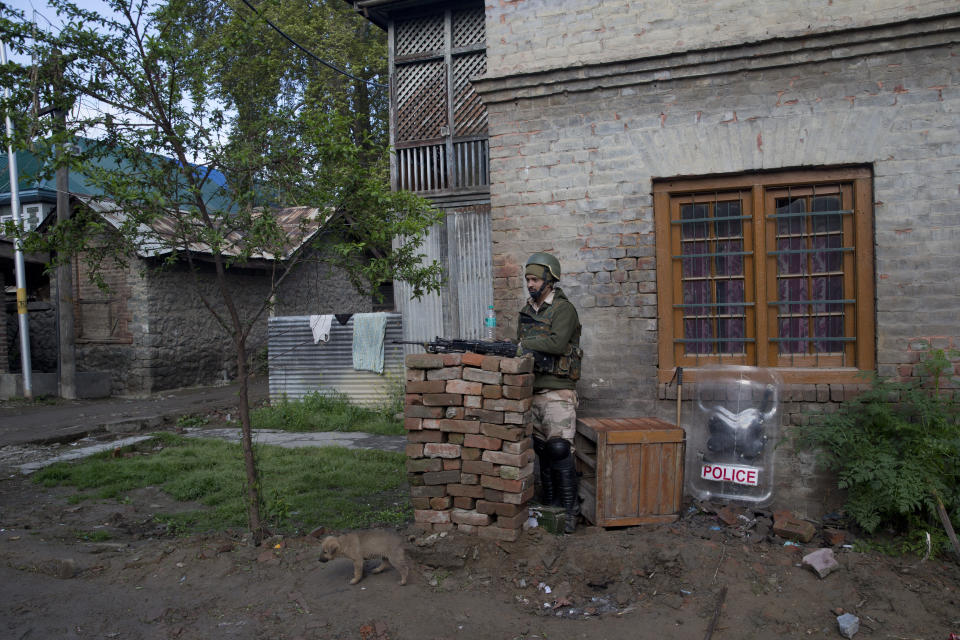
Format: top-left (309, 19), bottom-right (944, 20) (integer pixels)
top-left (236, 0), bottom-right (388, 90)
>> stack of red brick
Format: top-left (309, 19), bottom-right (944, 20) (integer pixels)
top-left (404, 351), bottom-right (535, 542)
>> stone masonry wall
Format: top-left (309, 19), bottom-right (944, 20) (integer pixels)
top-left (478, 14), bottom-right (959, 517)
top-left (404, 351), bottom-right (536, 541)
top-left (484, 0), bottom-right (958, 77)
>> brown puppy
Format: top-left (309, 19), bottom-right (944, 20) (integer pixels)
top-left (319, 531), bottom-right (409, 586)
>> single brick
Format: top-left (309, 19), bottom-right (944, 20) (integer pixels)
top-left (481, 355), bottom-right (502, 371)
top-left (406, 354), bottom-right (445, 369)
top-left (496, 508), bottom-right (529, 530)
top-left (500, 461), bottom-right (535, 480)
top-left (478, 526), bottom-right (519, 542)
top-left (442, 458), bottom-right (461, 471)
top-left (414, 509), bottom-right (451, 524)
top-left (459, 472), bottom-right (479, 485)
top-left (501, 438), bottom-right (532, 454)
top-left (464, 395), bottom-right (483, 408)
top-left (422, 418), bottom-right (441, 430)
top-left (482, 448), bottom-right (534, 467)
top-left (481, 423), bottom-right (527, 441)
top-left (461, 446), bottom-right (481, 461)
top-left (482, 384), bottom-right (503, 399)
top-left (406, 369), bottom-right (426, 382)
top-left (407, 458), bottom-right (443, 473)
top-left (462, 368), bottom-right (503, 385)
top-left (407, 430), bottom-right (444, 443)
top-left (404, 394), bottom-right (422, 406)
top-left (405, 443), bottom-right (424, 458)
top-left (451, 509), bottom-right (492, 526)
top-left (441, 353), bottom-right (463, 366)
top-left (410, 485), bottom-right (446, 498)
top-left (423, 470), bottom-right (462, 485)
top-left (466, 408), bottom-right (504, 424)
top-left (503, 411), bottom-right (528, 425)
top-left (404, 405), bottom-right (445, 419)
top-left (461, 351), bottom-right (486, 367)
top-left (500, 355), bottom-right (534, 374)
top-left (463, 460), bottom-right (497, 475)
top-left (484, 397), bottom-right (533, 413)
top-left (426, 366), bottom-right (464, 381)
top-left (447, 483), bottom-right (485, 498)
top-left (410, 497), bottom-right (431, 510)
top-left (481, 475), bottom-right (533, 493)
top-left (464, 434), bottom-right (503, 450)
top-left (424, 442), bottom-right (462, 458)
top-left (483, 488), bottom-right (504, 503)
top-left (423, 393), bottom-right (463, 406)
top-left (406, 379), bottom-right (448, 394)
top-left (502, 486), bottom-right (535, 504)
top-left (453, 496), bottom-right (476, 510)
top-left (773, 513), bottom-right (817, 543)
top-left (407, 473), bottom-right (424, 486)
top-left (446, 379), bottom-right (483, 395)
top-left (447, 432), bottom-right (465, 445)
top-left (430, 496), bottom-right (453, 510)
top-left (502, 384), bottom-right (533, 400)
top-left (439, 419), bottom-right (481, 434)
top-left (503, 373), bottom-right (534, 387)
top-left (476, 500), bottom-right (523, 517)
top-left (404, 417), bottom-right (423, 431)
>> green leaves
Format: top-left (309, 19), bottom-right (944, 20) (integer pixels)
top-left (792, 351), bottom-right (960, 548)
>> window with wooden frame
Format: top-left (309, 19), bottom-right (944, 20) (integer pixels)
top-left (654, 168), bottom-right (875, 384)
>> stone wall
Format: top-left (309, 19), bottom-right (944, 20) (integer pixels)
top-left (404, 351), bottom-right (536, 541)
top-left (474, 6), bottom-right (960, 516)
top-left (484, 0), bottom-right (958, 77)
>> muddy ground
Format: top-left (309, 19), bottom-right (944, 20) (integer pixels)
top-left (0, 441), bottom-right (958, 640)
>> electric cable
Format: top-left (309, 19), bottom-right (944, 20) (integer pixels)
top-left (236, 0), bottom-right (387, 89)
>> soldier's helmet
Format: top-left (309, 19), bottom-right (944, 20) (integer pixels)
top-left (525, 252), bottom-right (561, 282)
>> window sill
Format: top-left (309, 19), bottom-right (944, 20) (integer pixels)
top-left (658, 366), bottom-right (874, 385)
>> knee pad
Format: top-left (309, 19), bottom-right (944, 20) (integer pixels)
top-left (545, 437), bottom-right (571, 462)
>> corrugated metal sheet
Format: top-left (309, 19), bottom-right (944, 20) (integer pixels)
top-left (449, 206), bottom-right (493, 340)
top-left (268, 313), bottom-right (405, 408)
top-left (394, 224), bottom-right (445, 348)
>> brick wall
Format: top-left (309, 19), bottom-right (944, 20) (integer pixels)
top-left (475, 7), bottom-right (959, 516)
top-left (404, 351), bottom-right (535, 541)
top-left (484, 0), bottom-right (957, 77)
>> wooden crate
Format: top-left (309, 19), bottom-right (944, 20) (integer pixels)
top-left (575, 417), bottom-right (685, 527)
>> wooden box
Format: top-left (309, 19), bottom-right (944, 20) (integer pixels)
top-left (575, 417), bottom-right (685, 527)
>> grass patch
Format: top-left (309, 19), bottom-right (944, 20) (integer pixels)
top-left (251, 391), bottom-right (404, 436)
top-left (33, 432), bottom-right (411, 535)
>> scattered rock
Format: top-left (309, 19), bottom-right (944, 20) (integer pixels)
top-left (837, 612), bottom-right (860, 638)
top-left (823, 527), bottom-right (847, 546)
top-left (803, 548), bottom-right (840, 578)
top-left (772, 511), bottom-right (816, 543)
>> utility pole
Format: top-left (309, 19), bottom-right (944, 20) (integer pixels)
top-left (52, 50), bottom-right (76, 399)
top-left (2, 40), bottom-right (33, 398)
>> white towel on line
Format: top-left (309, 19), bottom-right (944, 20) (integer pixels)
top-left (352, 312), bottom-right (388, 374)
top-left (309, 314), bottom-right (334, 344)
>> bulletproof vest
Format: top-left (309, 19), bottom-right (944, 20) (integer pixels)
top-left (519, 301), bottom-right (583, 381)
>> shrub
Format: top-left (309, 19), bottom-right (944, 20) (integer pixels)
top-left (792, 349), bottom-right (960, 548)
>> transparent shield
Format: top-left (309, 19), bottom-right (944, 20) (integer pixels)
top-left (684, 366), bottom-right (781, 506)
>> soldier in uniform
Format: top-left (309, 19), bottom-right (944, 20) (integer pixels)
top-left (516, 252), bottom-right (583, 533)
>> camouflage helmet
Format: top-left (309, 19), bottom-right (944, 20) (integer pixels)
top-left (526, 252), bottom-right (561, 282)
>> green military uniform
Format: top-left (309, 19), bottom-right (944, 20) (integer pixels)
top-left (518, 253), bottom-right (583, 533)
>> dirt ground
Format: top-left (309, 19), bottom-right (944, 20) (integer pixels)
top-left (1, 443), bottom-right (958, 640)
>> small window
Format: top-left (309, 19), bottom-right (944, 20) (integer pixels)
top-left (654, 168), bottom-right (875, 383)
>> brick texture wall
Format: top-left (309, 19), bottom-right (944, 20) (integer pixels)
top-left (477, 4), bottom-right (959, 516)
top-left (484, 0), bottom-right (957, 77)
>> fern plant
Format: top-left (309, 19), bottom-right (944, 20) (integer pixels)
top-left (792, 349), bottom-right (960, 546)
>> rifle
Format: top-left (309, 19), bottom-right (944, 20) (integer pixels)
top-left (393, 337), bottom-right (519, 358)
top-left (393, 337), bottom-right (557, 372)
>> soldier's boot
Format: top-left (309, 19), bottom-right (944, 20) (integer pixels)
top-left (533, 437), bottom-right (555, 506)
top-left (547, 438), bottom-right (580, 533)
